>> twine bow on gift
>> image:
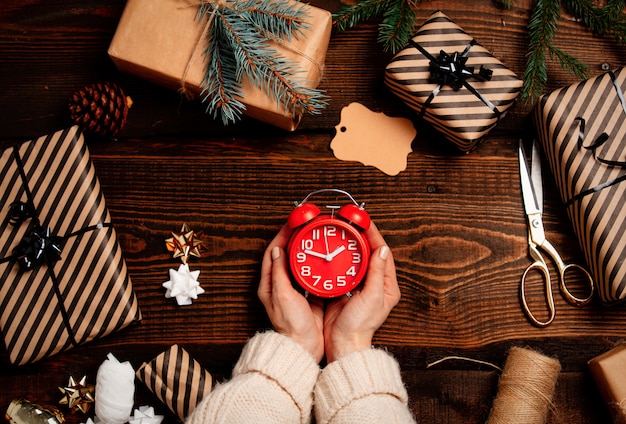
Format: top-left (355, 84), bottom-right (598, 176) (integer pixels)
top-left (408, 39), bottom-right (500, 119)
top-left (565, 70), bottom-right (626, 207)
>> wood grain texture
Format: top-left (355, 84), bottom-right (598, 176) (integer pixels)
top-left (1, 0), bottom-right (626, 422)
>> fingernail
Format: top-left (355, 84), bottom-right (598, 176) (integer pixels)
top-left (379, 246), bottom-right (389, 260)
top-left (271, 246), bottom-right (281, 261)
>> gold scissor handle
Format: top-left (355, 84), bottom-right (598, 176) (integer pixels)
top-left (559, 263), bottom-right (594, 306)
top-left (520, 243), bottom-right (555, 328)
top-left (539, 239), bottom-right (595, 307)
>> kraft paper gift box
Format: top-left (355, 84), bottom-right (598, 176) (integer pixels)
top-left (533, 67), bottom-right (626, 305)
top-left (588, 344), bottom-right (626, 423)
top-left (136, 344), bottom-right (213, 420)
top-left (385, 11), bottom-right (523, 152)
top-left (0, 126), bottom-right (141, 365)
top-left (108, 0), bottom-right (332, 131)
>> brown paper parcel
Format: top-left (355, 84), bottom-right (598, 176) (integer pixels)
top-left (588, 344), bottom-right (626, 423)
top-left (385, 11), bottom-right (523, 152)
top-left (108, 0), bottom-right (331, 131)
top-left (0, 126), bottom-right (141, 365)
top-left (532, 67), bottom-right (626, 305)
top-left (136, 344), bottom-right (213, 420)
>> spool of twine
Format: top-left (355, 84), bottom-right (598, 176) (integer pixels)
top-left (486, 346), bottom-right (561, 424)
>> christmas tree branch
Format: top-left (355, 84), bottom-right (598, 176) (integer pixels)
top-left (333, 0), bottom-right (393, 32)
top-left (522, 0), bottom-right (561, 100)
top-left (198, 0), bottom-right (327, 125)
top-left (239, 0), bottom-right (309, 41)
top-left (202, 14), bottom-right (246, 124)
top-left (378, 0), bottom-right (416, 53)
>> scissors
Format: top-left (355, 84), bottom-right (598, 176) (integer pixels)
top-left (518, 139), bottom-right (595, 327)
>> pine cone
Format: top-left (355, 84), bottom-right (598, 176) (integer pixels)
top-left (69, 82), bottom-right (133, 138)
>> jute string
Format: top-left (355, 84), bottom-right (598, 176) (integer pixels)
top-left (176, 0), bottom-right (324, 99)
top-left (486, 346), bottom-right (561, 424)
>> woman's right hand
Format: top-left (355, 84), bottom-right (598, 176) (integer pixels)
top-left (323, 222), bottom-right (401, 362)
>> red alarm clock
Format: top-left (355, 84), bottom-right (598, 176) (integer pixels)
top-left (287, 189), bottom-right (371, 298)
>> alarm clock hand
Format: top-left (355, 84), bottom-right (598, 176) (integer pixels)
top-left (304, 249), bottom-right (329, 260)
top-left (323, 231), bottom-right (330, 255)
top-left (304, 246), bottom-right (345, 262)
top-left (327, 245), bottom-right (346, 260)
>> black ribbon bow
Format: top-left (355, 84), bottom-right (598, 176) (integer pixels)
top-left (13, 224), bottom-right (63, 271)
top-left (429, 50), bottom-right (493, 90)
top-left (8, 201), bottom-right (35, 225)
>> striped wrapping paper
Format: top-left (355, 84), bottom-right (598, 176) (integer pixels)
top-left (533, 68), bottom-right (626, 305)
top-left (0, 126), bottom-right (141, 365)
top-left (385, 11), bottom-right (523, 152)
top-left (136, 344), bottom-right (213, 420)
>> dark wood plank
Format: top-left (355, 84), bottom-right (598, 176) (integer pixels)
top-left (2, 0), bottom-right (626, 422)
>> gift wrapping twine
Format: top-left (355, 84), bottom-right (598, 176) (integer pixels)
top-left (486, 347), bottom-right (561, 424)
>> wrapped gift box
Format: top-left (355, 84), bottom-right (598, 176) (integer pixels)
top-left (533, 67), bottom-right (626, 305)
top-left (385, 10), bottom-right (523, 152)
top-left (0, 127), bottom-right (141, 365)
top-left (136, 344), bottom-right (213, 420)
top-left (108, 0), bottom-right (332, 131)
top-left (588, 344), bottom-right (626, 422)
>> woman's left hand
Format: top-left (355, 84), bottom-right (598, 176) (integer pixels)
top-left (258, 224), bottom-right (325, 363)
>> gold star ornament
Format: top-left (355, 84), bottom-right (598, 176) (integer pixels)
top-left (58, 375), bottom-right (95, 414)
top-left (165, 223), bottom-right (203, 264)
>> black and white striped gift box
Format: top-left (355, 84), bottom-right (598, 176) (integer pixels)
top-left (533, 68), bottom-right (626, 305)
top-left (385, 11), bottom-right (523, 152)
top-left (136, 344), bottom-right (213, 420)
top-left (0, 126), bottom-right (141, 365)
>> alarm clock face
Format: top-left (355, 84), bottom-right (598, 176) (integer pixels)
top-left (288, 216), bottom-right (370, 298)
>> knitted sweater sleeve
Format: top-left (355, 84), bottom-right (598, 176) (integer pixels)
top-left (185, 331), bottom-right (320, 424)
top-left (314, 349), bottom-right (416, 424)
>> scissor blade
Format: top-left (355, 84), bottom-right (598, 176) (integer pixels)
top-left (518, 140), bottom-right (541, 215)
top-left (531, 140), bottom-right (543, 212)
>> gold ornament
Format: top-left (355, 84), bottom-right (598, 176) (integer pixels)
top-left (6, 398), bottom-right (65, 424)
top-left (165, 223), bottom-right (203, 264)
top-left (58, 375), bottom-right (95, 414)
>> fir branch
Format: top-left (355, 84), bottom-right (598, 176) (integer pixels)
top-left (522, 0), bottom-right (561, 100)
top-left (197, 0), bottom-right (327, 125)
top-left (378, 0), bottom-right (416, 53)
top-left (238, 0), bottom-right (309, 41)
top-left (547, 45), bottom-right (587, 80)
top-left (562, 0), bottom-right (608, 34)
top-left (597, 0), bottom-right (626, 42)
top-left (201, 14), bottom-right (247, 124)
top-left (332, 0), bottom-right (393, 32)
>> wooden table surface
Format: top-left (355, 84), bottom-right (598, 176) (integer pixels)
top-left (2, 0), bottom-right (626, 422)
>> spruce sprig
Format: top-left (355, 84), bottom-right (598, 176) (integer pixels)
top-left (496, 0), bottom-right (625, 99)
top-left (333, 0), bottom-right (422, 53)
top-left (198, 0), bottom-right (327, 125)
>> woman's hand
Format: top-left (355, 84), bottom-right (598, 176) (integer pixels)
top-left (323, 222), bottom-right (400, 362)
top-left (258, 224), bottom-right (325, 363)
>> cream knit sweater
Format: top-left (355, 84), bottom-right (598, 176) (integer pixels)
top-left (185, 331), bottom-right (416, 424)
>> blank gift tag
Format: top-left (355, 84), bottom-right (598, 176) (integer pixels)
top-left (330, 102), bottom-right (416, 176)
